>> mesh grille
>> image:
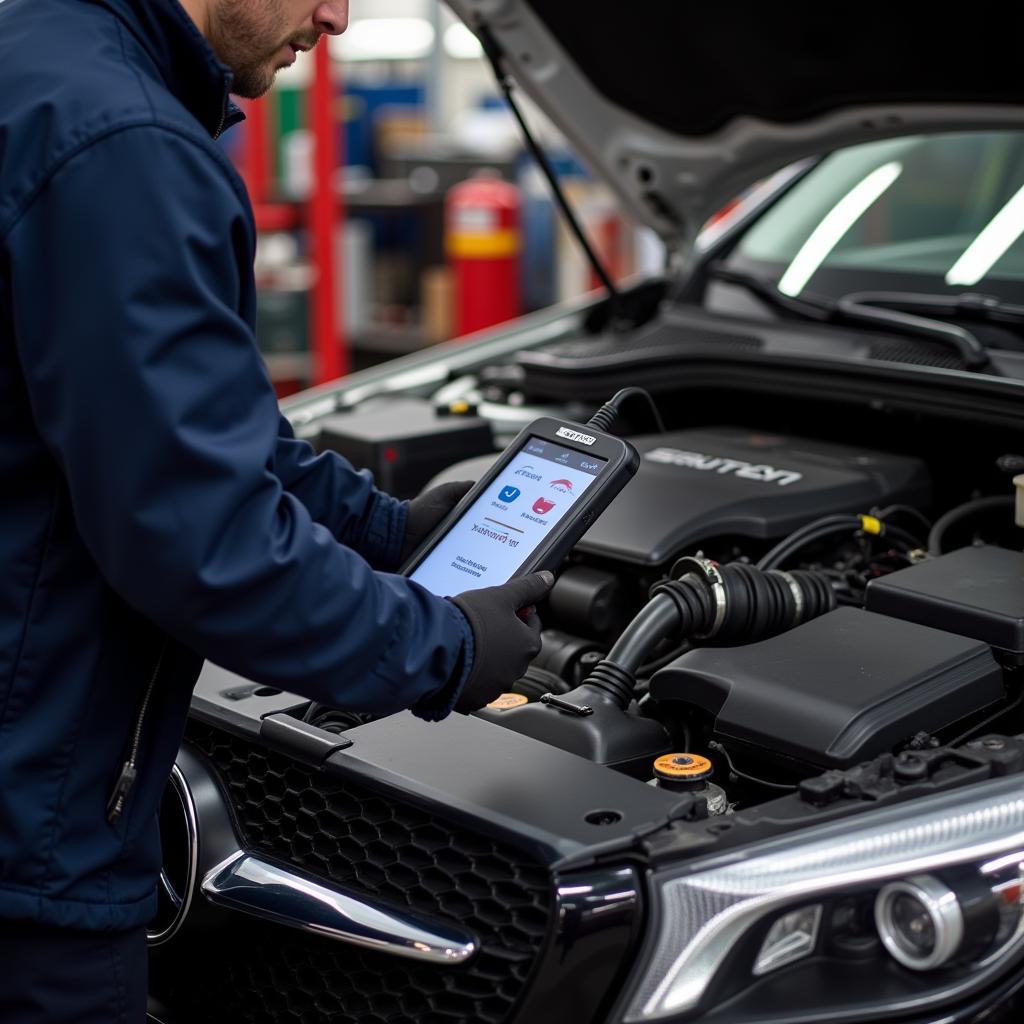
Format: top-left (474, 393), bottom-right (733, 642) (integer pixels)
top-left (154, 723), bottom-right (554, 1024)
top-left (868, 337), bottom-right (965, 370)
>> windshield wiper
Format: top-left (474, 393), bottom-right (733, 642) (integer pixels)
top-left (706, 263), bottom-right (996, 373)
top-left (835, 292), bottom-right (993, 371)
top-left (835, 290), bottom-right (1024, 333)
top-left (707, 263), bottom-right (834, 321)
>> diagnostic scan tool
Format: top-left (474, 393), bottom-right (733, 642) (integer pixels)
top-left (403, 417), bottom-right (639, 596)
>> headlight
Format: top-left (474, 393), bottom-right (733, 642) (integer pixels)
top-left (874, 875), bottom-right (964, 971)
top-left (621, 773), bottom-right (1024, 1022)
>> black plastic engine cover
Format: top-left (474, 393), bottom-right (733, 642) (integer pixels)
top-left (649, 608), bottom-right (1004, 769)
top-left (315, 397), bottom-right (494, 499)
top-left (429, 427), bottom-right (929, 567)
top-left (866, 545), bottom-right (1024, 661)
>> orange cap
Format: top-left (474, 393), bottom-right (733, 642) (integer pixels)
top-left (654, 753), bottom-right (713, 781)
top-left (487, 693), bottom-right (530, 711)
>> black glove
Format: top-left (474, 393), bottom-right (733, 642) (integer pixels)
top-left (399, 480), bottom-right (474, 566)
top-left (451, 572), bottom-right (554, 713)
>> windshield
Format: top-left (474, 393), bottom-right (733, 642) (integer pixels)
top-left (727, 131), bottom-right (1024, 305)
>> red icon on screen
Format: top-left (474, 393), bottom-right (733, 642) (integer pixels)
top-left (532, 497), bottom-right (555, 515)
top-left (550, 478), bottom-right (574, 494)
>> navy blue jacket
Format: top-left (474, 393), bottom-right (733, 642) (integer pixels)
top-left (0, 0), bottom-right (472, 930)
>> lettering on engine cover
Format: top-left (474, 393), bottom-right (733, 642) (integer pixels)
top-left (645, 447), bottom-right (804, 487)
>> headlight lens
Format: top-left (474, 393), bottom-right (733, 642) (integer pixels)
top-left (875, 875), bottom-right (963, 970)
top-left (623, 773), bottom-right (1024, 1022)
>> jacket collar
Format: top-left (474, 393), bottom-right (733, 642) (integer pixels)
top-left (89, 0), bottom-right (243, 137)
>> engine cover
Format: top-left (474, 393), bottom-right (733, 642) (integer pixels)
top-left (649, 608), bottom-right (1004, 769)
top-left (430, 427), bottom-right (929, 567)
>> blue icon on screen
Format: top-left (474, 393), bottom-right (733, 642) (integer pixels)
top-left (499, 485), bottom-right (521, 503)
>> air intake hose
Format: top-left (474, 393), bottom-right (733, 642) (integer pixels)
top-left (582, 558), bottom-right (835, 709)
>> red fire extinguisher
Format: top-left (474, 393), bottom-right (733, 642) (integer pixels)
top-left (446, 171), bottom-right (522, 337)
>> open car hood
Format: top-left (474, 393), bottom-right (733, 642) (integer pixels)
top-left (447, 1), bottom-right (1024, 255)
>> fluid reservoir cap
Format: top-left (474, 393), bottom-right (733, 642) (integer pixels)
top-left (654, 753), bottom-right (714, 782)
top-left (487, 693), bottom-right (530, 711)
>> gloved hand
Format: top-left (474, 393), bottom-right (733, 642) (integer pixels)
top-left (399, 480), bottom-right (474, 565)
top-left (451, 571), bottom-right (554, 713)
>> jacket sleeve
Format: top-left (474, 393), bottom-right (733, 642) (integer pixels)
top-left (272, 415), bottom-right (408, 572)
top-left (6, 124), bottom-right (470, 718)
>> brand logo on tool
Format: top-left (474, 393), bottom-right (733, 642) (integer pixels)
top-left (514, 465), bottom-right (543, 481)
top-left (549, 478), bottom-right (573, 494)
top-left (645, 448), bottom-right (804, 487)
top-left (498, 485), bottom-right (521, 503)
top-left (556, 427), bottom-right (597, 446)
top-left (532, 497), bottom-right (556, 515)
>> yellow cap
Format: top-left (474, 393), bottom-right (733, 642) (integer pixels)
top-left (859, 514), bottom-right (883, 536)
top-left (449, 400), bottom-right (471, 415)
top-left (654, 753), bottom-right (714, 781)
top-left (487, 693), bottom-right (529, 711)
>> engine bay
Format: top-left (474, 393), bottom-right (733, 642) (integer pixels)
top-left (296, 320), bottom-right (1024, 823)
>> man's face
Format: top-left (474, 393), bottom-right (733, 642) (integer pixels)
top-left (207, 0), bottom-right (349, 99)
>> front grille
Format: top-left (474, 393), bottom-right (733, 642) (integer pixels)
top-left (152, 723), bottom-right (554, 1024)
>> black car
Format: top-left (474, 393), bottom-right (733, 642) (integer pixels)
top-left (148, 4), bottom-right (1024, 1022)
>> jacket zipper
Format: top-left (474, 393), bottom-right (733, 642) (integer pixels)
top-left (106, 640), bottom-right (168, 824)
top-left (212, 88), bottom-right (229, 140)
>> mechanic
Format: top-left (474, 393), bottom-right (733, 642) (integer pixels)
top-left (0, 1), bottom-right (553, 1020)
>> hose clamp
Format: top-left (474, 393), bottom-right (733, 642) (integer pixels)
top-left (670, 556), bottom-right (727, 639)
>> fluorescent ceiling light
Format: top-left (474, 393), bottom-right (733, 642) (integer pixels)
top-left (778, 161), bottom-right (903, 297)
top-left (330, 18), bottom-right (435, 62)
top-left (946, 183), bottom-right (1024, 287)
top-left (444, 22), bottom-right (483, 59)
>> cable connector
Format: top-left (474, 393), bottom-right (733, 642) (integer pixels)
top-left (858, 514), bottom-right (884, 536)
top-left (586, 387), bottom-right (665, 435)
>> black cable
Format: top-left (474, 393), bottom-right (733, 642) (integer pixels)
top-left (757, 513), bottom-right (924, 571)
top-left (587, 387), bottom-right (665, 434)
top-left (475, 25), bottom-right (624, 325)
top-left (873, 503), bottom-right (933, 536)
top-left (882, 523), bottom-right (926, 549)
top-left (762, 525), bottom-right (910, 572)
top-left (756, 516), bottom-right (861, 570)
top-left (927, 495), bottom-right (1015, 555)
top-left (707, 741), bottom-right (797, 791)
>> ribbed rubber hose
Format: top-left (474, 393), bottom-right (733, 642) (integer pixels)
top-left (583, 563), bottom-right (835, 708)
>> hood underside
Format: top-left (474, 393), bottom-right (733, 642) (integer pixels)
top-left (448, 1), bottom-right (1024, 253)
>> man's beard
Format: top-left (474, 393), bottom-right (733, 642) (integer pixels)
top-left (207, 0), bottom-right (313, 99)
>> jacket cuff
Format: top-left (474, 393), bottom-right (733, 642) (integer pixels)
top-left (353, 487), bottom-right (408, 571)
top-left (411, 600), bottom-right (475, 722)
